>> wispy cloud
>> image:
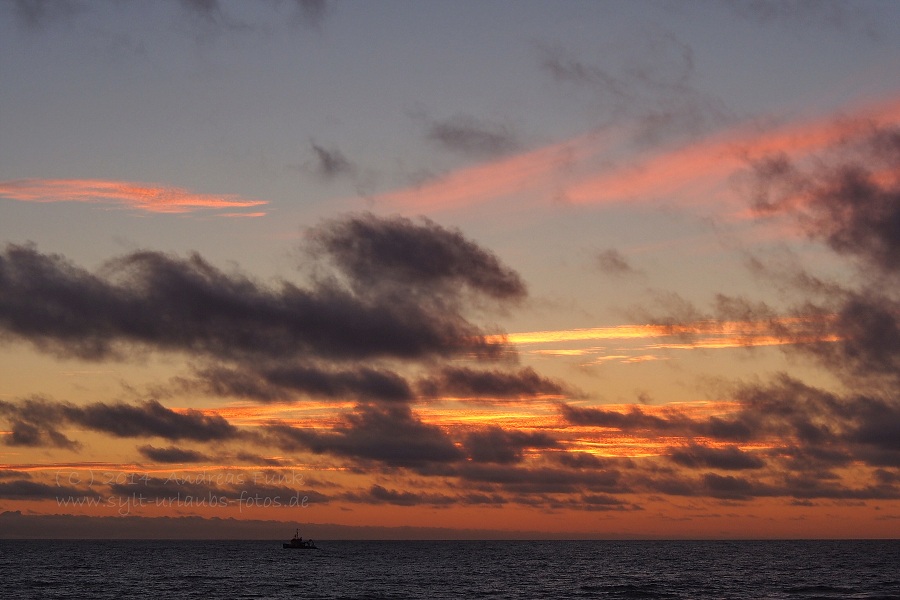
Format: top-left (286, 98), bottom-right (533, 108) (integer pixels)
top-left (563, 96), bottom-right (900, 209)
top-left (308, 143), bottom-right (356, 181)
top-left (424, 114), bottom-right (522, 158)
top-left (0, 179), bottom-right (268, 216)
top-left (498, 315), bottom-right (840, 359)
top-left (373, 134), bottom-right (600, 213)
top-left (0, 214), bottom-right (520, 363)
top-left (370, 94), bottom-right (900, 221)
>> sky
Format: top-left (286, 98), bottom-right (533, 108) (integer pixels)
top-left (1, 0), bottom-right (899, 540)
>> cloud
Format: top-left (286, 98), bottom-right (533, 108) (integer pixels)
top-left (185, 362), bottom-right (414, 403)
top-left (372, 134), bottom-right (596, 213)
top-left (309, 143), bottom-right (355, 181)
top-left (565, 96), bottom-right (900, 208)
top-left (346, 484), bottom-right (456, 507)
top-left (456, 463), bottom-right (627, 496)
top-left (0, 214), bottom-right (519, 362)
top-left (668, 444), bottom-right (766, 470)
top-left (0, 397), bottom-right (79, 449)
top-left (463, 426), bottom-right (559, 464)
top-left (537, 31), bottom-right (730, 144)
top-left (267, 403), bottom-right (463, 467)
top-left (0, 397), bottom-right (240, 448)
top-left (1, 511), bottom-right (593, 539)
top-left (560, 374), bottom-right (900, 471)
top-left (292, 0), bottom-right (328, 28)
top-left (595, 249), bottom-right (638, 276)
top-left (750, 128), bottom-right (900, 275)
top-left (416, 366), bottom-right (567, 400)
top-left (365, 95), bottom-right (899, 220)
top-left (0, 179), bottom-right (268, 215)
top-left (137, 445), bottom-right (210, 464)
top-left (0, 479), bottom-right (93, 501)
top-left (425, 114), bottom-right (522, 158)
top-left (103, 475), bottom-right (329, 505)
top-left (307, 213), bottom-right (527, 301)
top-left (744, 124), bottom-right (900, 385)
top-left (9, 0), bottom-right (82, 29)
top-left (106, 475), bottom-right (224, 502)
top-left (718, 0), bottom-right (878, 36)
top-left (179, 0), bottom-right (223, 22)
top-left (560, 402), bottom-right (692, 434)
top-left (73, 399), bottom-right (238, 441)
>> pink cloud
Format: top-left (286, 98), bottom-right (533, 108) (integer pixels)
top-left (372, 132), bottom-right (605, 213)
top-left (366, 94), bottom-right (900, 220)
top-left (0, 178), bottom-right (268, 215)
top-left (564, 96), bottom-right (900, 208)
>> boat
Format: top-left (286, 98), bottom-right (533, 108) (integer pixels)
top-left (283, 528), bottom-right (317, 549)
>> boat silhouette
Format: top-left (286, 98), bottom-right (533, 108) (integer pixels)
top-left (283, 528), bottom-right (317, 549)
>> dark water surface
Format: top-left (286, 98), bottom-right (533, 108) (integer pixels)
top-left (1, 539), bottom-right (898, 599)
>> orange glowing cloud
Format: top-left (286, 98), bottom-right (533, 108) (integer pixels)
top-left (0, 178), bottom-right (268, 215)
top-left (500, 315), bottom-right (839, 357)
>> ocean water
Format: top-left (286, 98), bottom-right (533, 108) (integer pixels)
top-left (1, 539), bottom-right (898, 599)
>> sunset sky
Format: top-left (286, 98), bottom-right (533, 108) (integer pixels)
top-left (1, 0), bottom-right (899, 539)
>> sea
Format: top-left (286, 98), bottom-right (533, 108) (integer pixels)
top-left (1, 539), bottom-right (898, 599)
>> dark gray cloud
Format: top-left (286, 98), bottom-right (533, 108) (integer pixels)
top-left (138, 445), bottom-right (210, 464)
top-left (539, 43), bottom-right (623, 91)
top-left (0, 479), bottom-right (94, 501)
top-left (560, 375), bottom-right (900, 471)
top-left (307, 213), bottom-right (527, 302)
top-left (0, 511), bottom-right (596, 540)
top-left (8, 0), bottom-right (328, 34)
top-left (560, 402), bottom-right (691, 433)
top-left (72, 399), bottom-right (238, 441)
top-left (813, 293), bottom-right (900, 384)
top-left (595, 249), bottom-right (638, 276)
top-left (106, 475), bottom-right (223, 502)
top-left (292, 0), bottom-right (327, 28)
top-left (417, 366), bottom-right (567, 400)
top-left (267, 403), bottom-right (463, 467)
top-left (668, 444), bottom-right (766, 471)
top-left (186, 362), bottom-right (414, 403)
top-left (105, 474), bottom-right (329, 506)
top-left (345, 484), bottom-right (456, 507)
top-left (425, 114), bottom-right (521, 158)
top-left (179, 0), bottom-right (222, 21)
top-left (0, 214), bottom-right (519, 363)
top-left (341, 484), bottom-right (512, 507)
top-left (234, 451), bottom-right (284, 466)
top-left (0, 396), bottom-right (239, 448)
top-left (537, 32), bottom-right (730, 143)
top-left (700, 473), bottom-right (764, 501)
top-left (309, 143), bottom-right (355, 181)
top-left (457, 463), bottom-right (627, 496)
top-left (555, 452), bottom-right (617, 470)
top-left (717, 0), bottom-right (878, 36)
top-left (0, 397), bottom-right (79, 449)
top-left (745, 126), bottom-right (900, 385)
top-left (9, 0), bottom-right (82, 29)
top-left (463, 426), bottom-right (559, 464)
top-left (752, 129), bottom-right (900, 275)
